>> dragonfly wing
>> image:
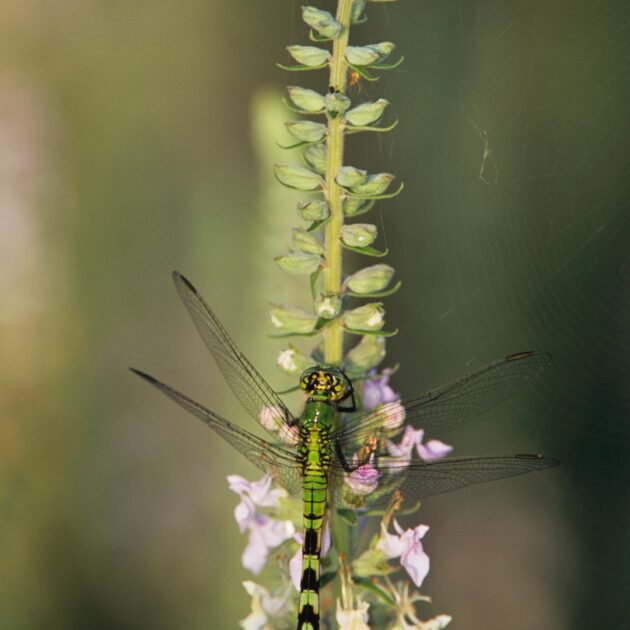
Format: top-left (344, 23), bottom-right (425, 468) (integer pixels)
top-left (333, 352), bottom-right (551, 455)
top-left (130, 368), bottom-right (302, 495)
top-left (328, 453), bottom-right (559, 508)
top-left (173, 272), bottom-right (296, 435)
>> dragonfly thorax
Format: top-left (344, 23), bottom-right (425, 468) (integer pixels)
top-left (300, 365), bottom-right (347, 403)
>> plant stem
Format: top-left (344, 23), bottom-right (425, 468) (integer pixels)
top-left (323, 0), bottom-right (353, 366)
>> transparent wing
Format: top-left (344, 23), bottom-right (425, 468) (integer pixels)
top-left (333, 352), bottom-right (551, 455)
top-left (329, 453), bottom-right (559, 508)
top-left (173, 272), bottom-right (296, 434)
top-left (130, 368), bottom-right (302, 495)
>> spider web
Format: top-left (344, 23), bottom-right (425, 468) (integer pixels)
top-left (374, 2), bottom-right (629, 627)
top-left (278, 2), bottom-right (629, 626)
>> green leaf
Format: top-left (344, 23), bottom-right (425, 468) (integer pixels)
top-left (344, 327), bottom-right (398, 337)
top-left (353, 577), bottom-right (396, 607)
top-left (345, 120), bottom-right (399, 135)
top-left (346, 181), bottom-right (404, 200)
top-left (341, 242), bottom-right (389, 257)
top-left (368, 55), bottom-right (405, 70)
top-left (337, 508), bottom-right (359, 526)
top-left (347, 279), bottom-right (402, 298)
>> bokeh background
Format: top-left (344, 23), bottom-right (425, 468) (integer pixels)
top-left (1, 1), bottom-right (628, 628)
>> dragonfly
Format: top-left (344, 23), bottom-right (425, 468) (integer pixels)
top-left (131, 272), bottom-right (558, 630)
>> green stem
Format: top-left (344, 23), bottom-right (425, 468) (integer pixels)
top-left (323, 0), bottom-right (353, 366)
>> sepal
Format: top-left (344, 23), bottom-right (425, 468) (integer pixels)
top-left (325, 91), bottom-right (352, 115)
top-left (297, 200), bottom-right (330, 221)
top-left (286, 120), bottom-right (326, 143)
top-left (302, 6), bottom-right (343, 40)
top-left (349, 172), bottom-right (395, 196)
top-left (341, 223), bottom-right (377, 248)
top-left (343, 303), bottom-right (385, 331)
top-left (286, 86), bottom-right (326, 112)
top-left (292, 227), bottom-right (324, 255)
top-left (345, 45), bottom-right (381, 66)
top-left (314, 294), bottom-right (342, 319)
top-left (344, 264), bottom-right (395, 294)
top-left (336, 165), bottom-right (368, 188)
top-left (345, 99), bottom-right (389, 126)
top-left (277, 344), bottom-right (316, 374)
top-left (303, 143), bottom-right (327, 173)
top-left (270, 304), bottom-right (318, 334)
top-left (286, 45), bottom-right (331, 67)
top-left (274, 163), bottom-right (322, 190)
top-left (274, 251), bottom-right (322, 275)
top-left (347, 335), bottom-right (386, 370)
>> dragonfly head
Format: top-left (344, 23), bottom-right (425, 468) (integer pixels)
top-left (299, 365), bottom-right (348, 403)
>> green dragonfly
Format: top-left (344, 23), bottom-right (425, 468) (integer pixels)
top-left (131, 272), bottom-right (558, 630)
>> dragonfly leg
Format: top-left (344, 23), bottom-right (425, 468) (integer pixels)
top-left (334, 438), bottom-right (355, 473)
top-left (335, 369), bottom-right (356, 413)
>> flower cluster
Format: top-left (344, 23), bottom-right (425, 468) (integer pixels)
top-left (234, 1), bottom-right (453, 627)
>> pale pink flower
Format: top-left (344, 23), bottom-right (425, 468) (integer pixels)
top-left (344, 453), bottom-right (381, 496)
top-left (363, 368), bottom-right (399, 410)
top-left (259, 405), bottom-right (285, 431)
top-left (377, 519), bottom-right (430, 587)
top-left (381, 400), bottom-right (406, 431)
top-left (386, 425), bottom-right (452, 466)
top-left (228, 474), bottom-right (294, 575)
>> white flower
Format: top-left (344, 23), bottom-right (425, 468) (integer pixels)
top-left (240, 581), bottom-right (292, 630)
top-left (383, 578), bottom-right (450, 630)
top-left (336, 596), bottom-right (370, 629)
top-left (277, 348), bottom-right (299, 373)
top-left (377, 519), bottom-right (430, 587)
top-left (228, 474), bottom-right (295, 575)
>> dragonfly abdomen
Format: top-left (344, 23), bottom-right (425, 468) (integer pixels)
top-left (298, 420), bottom-right (331, 630)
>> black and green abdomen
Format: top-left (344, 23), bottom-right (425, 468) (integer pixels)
top-left (297, 401), bottom-right (334, 630)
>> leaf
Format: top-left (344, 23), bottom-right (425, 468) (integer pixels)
top-left (341, 242), bottom-right (389, 257)
top-left (347, 280), bottom-right (402, 298)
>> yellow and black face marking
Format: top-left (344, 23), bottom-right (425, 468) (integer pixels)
top-left (299, 366), bottom-right (346, 402)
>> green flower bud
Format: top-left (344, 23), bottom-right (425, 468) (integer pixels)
top-left (275, 251), bottom-right (322, 275)
top-left (325, 91), bottom-right (352, 114)
top-left (344, 303), bottom-right (385, 331)
top-left (345, 99), bottom-right (389, 126)
top-left (314, 293), bottom-right (342, 320)
top-left (270, 304), bottom-right (318, 334)
top-left (345, 45), bottom-right (380, 66)
top-left (351, 0), bottom-right (367, 23)
top-left (303, 143), bottom-right (327, 173)
top-left (287, 86), bottom-right (325, 112)
top-left (370, 41), bottom-right (396, 61)
top-left (350, 172), bottom-right (395, 195)
top-left (292, 227), bottom-right (324, 255)
top-left (275, 163), bottom-right (322, 191)
top-left (343, 197), bottom-right (370, 217)
top-left (297, 200), bottom-right (330, 221)
top-left (286, 120), bottom-right (327, 143)
top-left (336, 165), bottom-right (368, 188)
top-left (347, 335), bottom-right (386, 370)
top-left (302, 6), bottom-right (343, 39)
top-left (341, 223), bottom-right (377, 248)
top-left (346, 264), bottom-right (395, 293)
top-left (351, 548), bottom-right (391, 578)
top-left (287, 45), bottom-right (331, 67)
top-left (277, 345), bottom-right (315, 374)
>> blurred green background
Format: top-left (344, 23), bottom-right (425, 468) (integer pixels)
top-left (1, 1), bottom-right (628, 628)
